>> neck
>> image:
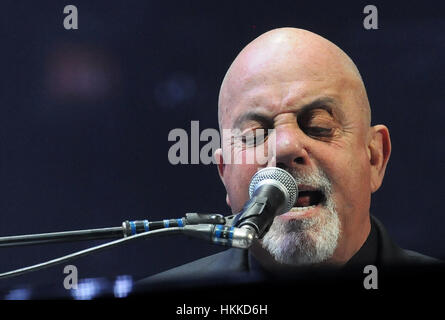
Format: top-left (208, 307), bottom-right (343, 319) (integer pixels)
top-left (327, 214), bottom-right (371, 265)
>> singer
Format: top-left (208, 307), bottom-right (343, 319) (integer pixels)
top-left (138, 28), bottom-right (440, 289)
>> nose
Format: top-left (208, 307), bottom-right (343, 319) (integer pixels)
top-left (274, 125), bottom-right (310, 169)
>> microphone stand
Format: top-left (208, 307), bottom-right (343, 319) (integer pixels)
top-left (0, 227), bottom-right (124, 247)
top-left (0, 213), bottom-right (227, 247)
top-left (0, 213), bottom-right (253, 280)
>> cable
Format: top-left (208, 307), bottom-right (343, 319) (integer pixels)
top-left (0, 227), bottom-right (182, 280)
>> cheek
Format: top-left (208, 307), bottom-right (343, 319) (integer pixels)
top-left (318, 145), bottom-right (371, 213)
top-left (224, 164), bottom-right (259, 213)
top-left (231, 142), bottom-right (272, 166)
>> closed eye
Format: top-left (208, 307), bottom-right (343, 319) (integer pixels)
top-left (241, 129), bottom-right (268, 146)
top-left (303, 126), bottom-right (334, 137)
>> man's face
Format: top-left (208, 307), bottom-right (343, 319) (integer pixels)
top-left (217, 45), bottom-right (379, 264)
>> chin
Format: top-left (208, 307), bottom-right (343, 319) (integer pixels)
top-left (261, 204), bottom-right (341, 266)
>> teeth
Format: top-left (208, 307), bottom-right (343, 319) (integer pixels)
top-left (290, 205), bottom-right (316, 212)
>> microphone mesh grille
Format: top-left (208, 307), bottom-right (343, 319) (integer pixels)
top-left (248, 167), bottom-right (298, 213)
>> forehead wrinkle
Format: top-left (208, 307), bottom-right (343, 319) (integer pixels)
top-left (218, 28), bottom-right (371, 131)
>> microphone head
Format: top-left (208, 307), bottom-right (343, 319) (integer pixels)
top-left (248, 167), bottom-right (298, 214)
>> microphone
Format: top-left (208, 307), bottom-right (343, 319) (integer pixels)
top-left (233, 167), bottom-right (298, 238)
top-left (182, 167), bottom-right (298, 248)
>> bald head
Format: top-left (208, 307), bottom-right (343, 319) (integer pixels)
top-left (218, 28), bottom-right (371, 131)
top-left (214, 28), bottom-right (392, 267)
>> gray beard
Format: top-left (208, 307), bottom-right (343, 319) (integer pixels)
top-left (261, 168), bottom-right (341, 266)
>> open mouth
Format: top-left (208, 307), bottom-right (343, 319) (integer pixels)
top-left (292, 186), bottom-right (325, 211)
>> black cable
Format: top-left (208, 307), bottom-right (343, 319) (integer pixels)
top-left (0, 227), bottom-right (182, 280)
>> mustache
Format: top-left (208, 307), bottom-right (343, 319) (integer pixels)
top-left (283, 167), bottom-right (333, 196)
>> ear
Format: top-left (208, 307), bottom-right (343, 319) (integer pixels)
top-left (368, 125), bottom-right (391, 193)
top-left (214, 148), bottom-right (231, 207)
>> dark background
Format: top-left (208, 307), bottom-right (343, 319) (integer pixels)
top-left (0, 0), bottom-right (443, 295)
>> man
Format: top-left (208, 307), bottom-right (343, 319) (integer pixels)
top-left (138, 28), bottom-right (438, 289)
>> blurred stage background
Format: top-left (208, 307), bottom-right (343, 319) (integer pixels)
top-left (0, 0), bottom-right (443, 298)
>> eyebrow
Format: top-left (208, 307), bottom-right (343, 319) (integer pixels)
top-left (233, 112), bottom-right (274, 130)
top-left (233, 97), bottom-right (345, 129)
top-left (297, 97), bottom-right (346, 122)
